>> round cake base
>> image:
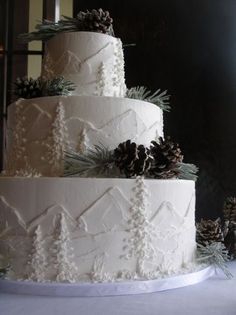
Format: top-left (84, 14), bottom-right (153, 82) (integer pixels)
top-left (0, 266), bottom-right (215, 297)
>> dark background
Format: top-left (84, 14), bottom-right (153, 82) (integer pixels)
top-left (74, 0), bottom-right (236, 220)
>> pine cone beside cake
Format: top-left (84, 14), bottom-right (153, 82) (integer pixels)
top-left (223, 197), bottom-right (236, 223)
top-left (76, 9), bottom-right (114, 35)
top-left (149, 137), bottom-right (183, 179)
top-left (113, 140), bottom-right (152, 177)
top-left (222, 197), bottom-right (236, 258)
top-left (196, 218), bottom-right (224, 246)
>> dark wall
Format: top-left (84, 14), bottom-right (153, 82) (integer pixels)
top-left (74, 0), bottom-right (236, 220)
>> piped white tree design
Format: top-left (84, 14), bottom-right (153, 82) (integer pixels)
top-left (51, 212), bottom-right (78, 282)
top-left (124, 176), bottom-right (156, 277)
top-left (26, 225), bottom-right (47, 282)
top-left (42, 102), bottom-right (69, 175)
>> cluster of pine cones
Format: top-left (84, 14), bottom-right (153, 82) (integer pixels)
top-left (196, 197), bottom-right (236, 258)
top-left (76, 9), bottom-right (114, 35)
top-left (113, 137), bottom-right (183, 179)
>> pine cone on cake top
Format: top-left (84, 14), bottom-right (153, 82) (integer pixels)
top-left (113, 140), bottom-right (152, 178)
top-left (76, 9), bottom-right (114, 35)
top-left (148, 137), bottom-right (183, 179)
top-left (14, 77), bottom-right (42, 99)
top-left (196, 218), bottom-right (224, 246)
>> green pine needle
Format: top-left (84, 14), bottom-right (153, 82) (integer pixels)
top-left (64, 144), bottom-right (117, 177)
top-left (175, 162), bottom-right (199, 181)
top-left (196, 242), bottom-right (233, 279)
top-left (44, 77), bottom-right (76, 96)
top-left (126, 86), bottom-right (171, 112)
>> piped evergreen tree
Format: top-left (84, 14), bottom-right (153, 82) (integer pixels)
top-left (51, 212), bottom-right (78, 282)
top-left (26, 225), bottom-right (47, 282)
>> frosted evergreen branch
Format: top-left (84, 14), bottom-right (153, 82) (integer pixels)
top-left (18, 9), bottom-right (114, 43)
top-left (197, 242), bottom-right (233, 279)
top-left (43, 77), bottom-right (76, 96)
top-left (18, 20), bottom-right (63, 42)
top-left (126, 86), bottom-right (171, 112)
top-left (64, 145), bottom-right (117, 177)
top-left (175, 162), bottom-right (198, 181)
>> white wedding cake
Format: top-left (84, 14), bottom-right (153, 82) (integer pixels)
top-left (0, 11), bottom-right (196, 283)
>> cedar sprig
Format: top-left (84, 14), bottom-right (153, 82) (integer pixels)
top-left (126, 86), bottom-right (171, 112)
top-left (196, 242), bottom-right (233, 279)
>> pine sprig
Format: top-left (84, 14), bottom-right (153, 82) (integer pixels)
top-left (126, 86), bottom-right (171, 112)
top-left (196, 242), bottom-right (233, 279)
top-left (19, 9), bottom-right (114, 43)
top-left (44, 77), bottom-right (76, 96)
top-left (175, 162), bottom-right (199, 181)
top-left (64, 144), bottom-right (116, 177)
top-left (14, 76), bottom-right (76, 98)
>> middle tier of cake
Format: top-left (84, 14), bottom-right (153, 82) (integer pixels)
top-left (5, 95), bottom-right (163, 176)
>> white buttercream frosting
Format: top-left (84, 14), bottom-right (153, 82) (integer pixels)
top-left (42, 32), bottom-right (126, 97)
top-left (0, 177), bottom-right (196, 282)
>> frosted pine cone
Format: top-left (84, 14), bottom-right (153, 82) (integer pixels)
top-left (14, 76), bottom-right (42, 99)
top-left (76, 9), bottom-right (114, 35)
top-left (149, 137), bottom-right (183, 179)
top-left (196, 218), bottom-right (224, 246)
top-left (114, 140), bottom-right (152, 177)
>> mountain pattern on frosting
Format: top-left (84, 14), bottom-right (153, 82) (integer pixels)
top-left (5, 99), bottom-right (163, 176)
top-left (0, 182), bottom-right (195, 282)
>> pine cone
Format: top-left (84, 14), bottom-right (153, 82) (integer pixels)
top-left (223, 221), bottom-right (236, 258)
top-left (113, 140), bottom-right (152, 177)
top-left (149, 137), bottom-right (183, 179)
top-left (14, 77), bottom-right (42, 99)
top-left (196, 218), bottom-right (224, 246)
top-left (76, 9), bottom-right (114, 35)
top-left (223, 197), bottom-right (236, 223)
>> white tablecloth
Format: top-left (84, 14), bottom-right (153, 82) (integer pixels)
top-left (1, 262), bottom-right (236, 315)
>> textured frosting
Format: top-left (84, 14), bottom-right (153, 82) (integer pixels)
top-left (42, 32), bottom-right (126, 97)
top-left (5, 96), bottom-right (163, 176)
top-left (0, 177), bottom-right (196, 282)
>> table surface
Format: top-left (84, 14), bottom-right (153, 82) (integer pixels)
top-left (0, 262), bottom-right (236, 315)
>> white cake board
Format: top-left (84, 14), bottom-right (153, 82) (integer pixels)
top-left (0, 266), bottom-right (215, 297)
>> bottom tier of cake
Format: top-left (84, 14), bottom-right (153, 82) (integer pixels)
top-left (0, 177), bottom-right (196, 283)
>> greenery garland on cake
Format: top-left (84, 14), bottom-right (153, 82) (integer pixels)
top-left (64, 136), bottom-right (198, 180)
top-left (18, 9), bottom-right (114, 42)
top-left (14, 76), bottom-right (76, 99)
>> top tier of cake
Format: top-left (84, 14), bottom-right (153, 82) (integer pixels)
top-left (42, 32), bottom-right (126, 97)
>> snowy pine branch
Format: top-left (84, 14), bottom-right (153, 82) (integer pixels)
top-left (126, 86), bottom-right (171, 111)
top-left (197, 242), bottom-right (233, 279)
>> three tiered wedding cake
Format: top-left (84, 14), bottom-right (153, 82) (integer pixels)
top-left (0, 10), bottom-right (196, 283)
